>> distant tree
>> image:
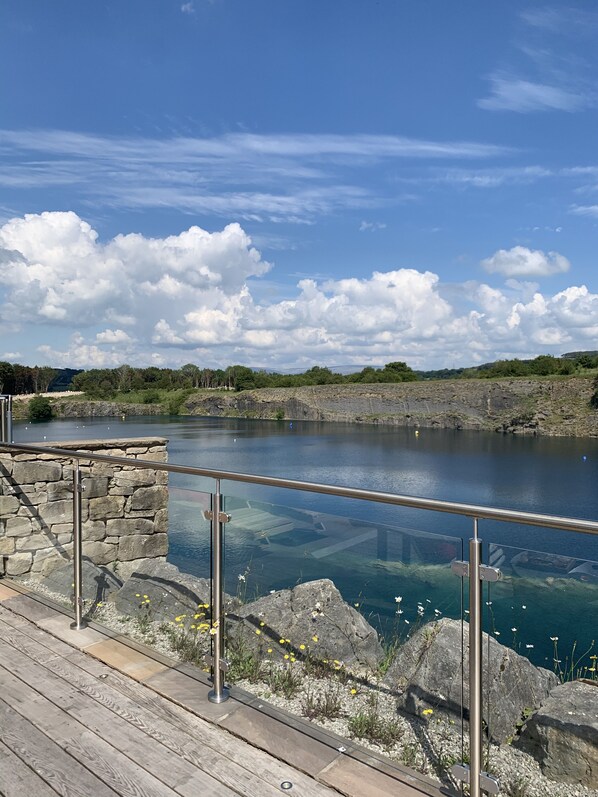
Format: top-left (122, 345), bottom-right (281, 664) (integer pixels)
top-left (181, 363), bottom-right (201, 388)
top-left (381, 361), bottom-right (418, 382)
top-left (529, 355), bottom-right (559, 376)
top-left (28, 395), bottom-right (53, 422)
top-left (0, 362), bottom-right (15, 394)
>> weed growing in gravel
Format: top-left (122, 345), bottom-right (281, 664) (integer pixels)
top-left (347, 695), bottom-right (403, 749)
top-left (301, 685), bottom-right (343, 720)
top-left (267, 663), bottom-right (303, 698)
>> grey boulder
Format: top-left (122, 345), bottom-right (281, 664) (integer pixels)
top-left (517, 680), bottom-right (598, 788)
top-left (231, 578), bottom-right (383, 671)
top-left (383, 617), bottom-right (558, 743)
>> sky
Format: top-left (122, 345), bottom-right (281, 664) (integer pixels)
top-left (1, 1), bottom-right (598, 373)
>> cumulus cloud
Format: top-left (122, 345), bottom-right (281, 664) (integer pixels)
top-left (0, 211), bottom-right (270, 327)
top-left (2, 211), bottom-right (598, 370)
top-left (481, 246), bottom-right (570, 278)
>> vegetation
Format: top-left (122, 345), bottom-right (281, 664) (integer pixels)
top-left (28, 395), bottom-right (54, 422)
top-left (3, 350), bottom-right (598, 406)
top-left (0, 362), bottom-right (57, 395)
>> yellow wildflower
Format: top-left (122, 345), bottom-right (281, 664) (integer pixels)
top-left (312, 635), bottom-right (318, 643)
top-left (422, 708), bottom-right (434, 716)
top-left (255, 629), bottom-right (261, 635)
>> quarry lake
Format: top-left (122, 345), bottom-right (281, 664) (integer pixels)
top-left (14, 415), bottom-right (598, 670)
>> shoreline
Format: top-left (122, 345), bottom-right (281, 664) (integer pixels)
top-left (13, 375), bottom-right (598, 438)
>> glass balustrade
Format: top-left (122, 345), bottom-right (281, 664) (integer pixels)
top-left (481, 534), bottom-right (598, 793)
top-left (221, 490), bottom-right (467, 788)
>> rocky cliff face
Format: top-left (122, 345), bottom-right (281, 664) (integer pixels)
top-left (184, 377), bottom-right (598, 437)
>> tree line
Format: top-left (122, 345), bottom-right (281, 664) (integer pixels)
top-left (70, 361), bottom-right (419, 398)
top-left (0, 362), bottom-right (57, 395)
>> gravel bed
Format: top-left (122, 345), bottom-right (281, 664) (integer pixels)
top-left (15, 580), bottom-right (598, 797)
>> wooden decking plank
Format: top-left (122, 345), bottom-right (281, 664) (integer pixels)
top-left (0, 646), bottom-right (237, 797)
top-left (0, 739), bottom-right (61, 797)
top-left (0, 623), bottom-right (330, 797)
top-left (0, 700), bottom-right (119, 797)
top-left (0, 615), bottom-right (338, 797)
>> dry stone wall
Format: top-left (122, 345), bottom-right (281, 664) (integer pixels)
top-left (0, 438), bottom-right (168, 579)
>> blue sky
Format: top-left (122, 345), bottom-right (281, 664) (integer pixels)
top-left (1, 1), bottom-right (598, 372)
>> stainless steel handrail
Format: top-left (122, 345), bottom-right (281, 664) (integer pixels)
top-left (3, 440), bottom-right (598, 535)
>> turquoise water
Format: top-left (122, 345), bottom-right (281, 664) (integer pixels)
top-left (15, 415), bottom-right (598, 670)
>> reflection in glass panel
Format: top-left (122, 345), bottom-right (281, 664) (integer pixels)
top-left (482, 540), bottom-right (598, 793)
top-left (221, 492), bottom-right (466, 789)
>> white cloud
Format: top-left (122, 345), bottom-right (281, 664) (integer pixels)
top-left (359, 221), bottom-right (387, 232)
top-left (0, 128), bottom-right (510, 223)
top-left (570, 204), bottom-right (598, 218)
top-left (95, 329), bottom-right (133, 344)
top-left (181, 2), bottom-right (194, 13)
top-left (481, 246), bottom-right (570, 278)
top-left (3, 212), bottom-right (598, 370)
top-left (0, 211), bottom-right (270, 327)
top-left (478, 76), bottom-right (588, 112)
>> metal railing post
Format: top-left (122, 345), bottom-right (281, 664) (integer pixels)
top-left (451, 520), bottom-right (500, 795)
top-left (208, 479), bottom-right (230, 703)
top-left (70, 461), bottom-right (87, 630)
top-left (6, 395), bottom-right (12, 444)
top-left (0, 396), bottom-right (5, 443)
top-left (469, 522), bottom-right (483, 797)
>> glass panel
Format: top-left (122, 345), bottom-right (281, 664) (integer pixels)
top-left (222, 491), bottom-right (466, 789)
top-left (482, 535), bottom-right (598, 794)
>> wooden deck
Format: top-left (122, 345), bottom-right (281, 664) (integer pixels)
top-left (0, 583), bottom-right (443, 797)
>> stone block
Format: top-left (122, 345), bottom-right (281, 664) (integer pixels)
top-left (13, 461), bottom-right (62, 484)
top-left (106, 517), bottom-right (154, 536)
top-left (6, 551), bottom-right (33, 575)
top-left (130, 485), bottom-right (167, 512)
top-left (114, 470), bottom-right (156, 488)
top-left (82, 540), bottom-right (118, 565)
top-left (52, 523), bottom-right (73, 535)
top-left (47, 482), bottom-right (73, 502)
top-left (109, 485), bottom-right (134, 496)
top-left (0, 537), bottom-right (15, 555)
top-left (82, 476), bottom-right (109, 498)
top-left (0, 494), bottom-right (19, 515)
top-left (118, 533), bottom-right (167, 561)
top-left (91, 463), bottom-right (115, 477)
top-left (154, 508), bottom-right (168, 533)
top-left (89, 494), bottom-right (126, 520)
top-left (16, 533), bottom-right (53, 551)
top-left (38, 500), bottom-right (73, 525)
top-left (82, 520), bottom-right (106, 541)
top-left (156, 471), bottom-right (168, 485)
top-left (5, 516), bottom-right (33, 537)
top-left (31, 548), bottom-right (64, 572)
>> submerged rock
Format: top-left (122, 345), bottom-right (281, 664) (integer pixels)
top-left (383, 617), bottom-right (557, 743)
top-left (517, 680), bottom-right (598, 788)
top-left (230, 578), bottom-right (383, 671)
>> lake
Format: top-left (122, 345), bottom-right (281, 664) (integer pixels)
top-left (14, 415), bottom-right (598, 672)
